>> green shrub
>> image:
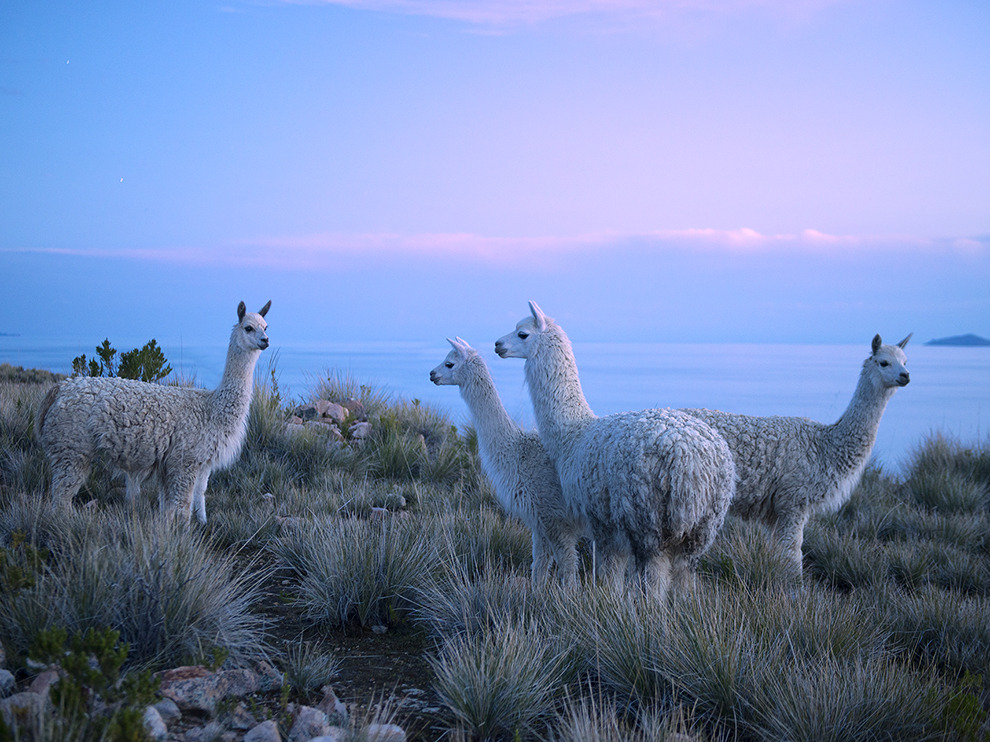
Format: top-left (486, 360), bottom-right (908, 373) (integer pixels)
top-left (12, 626), bottom-right (160, 742)
top-left (72, 338), bottom-right (172, 383)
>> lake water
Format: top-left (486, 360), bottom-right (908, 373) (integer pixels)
top-left (3, 335), bottom-right (987, 472)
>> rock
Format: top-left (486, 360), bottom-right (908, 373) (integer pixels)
top-left (153, 697), bottom-right (182, 725)
top-left (27, 668), bottom-right (59, 697)
top-left (0, 669), bottom-right (15, 698)
top-left (143, 705), bottom-right (169, 741)
top-left (225, 701), bottom-right (258, 730)
top-left (287, 704), bottom-right (330, 741)
top-left (295, 404), bottom-right (319, 421)
top-left (366, 723), bottom-right (407, 742)
top-left (343, 398), bottom-right (367, 421)
top-left (243, 720), bottom-right (281, 742)
top-left (310, 731), bottom-right (349, 742)
top-left (0, 691), bottom-right (45, 728)
top-left (310, 731), bottom-right (350, 742)
top-left (158, 663), bottom-right (283, 716)
top-left (324, 402), bottom-right (349, 426)
top-left (254, 660), bottom-right (284, 692)
top-left (315, 685), bottom-right (348, 726)
top-left (349, 422), bottom-right (372, 440)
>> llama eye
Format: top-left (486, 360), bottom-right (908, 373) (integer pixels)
top-left (445, 362), bottom-right (454, 368)
top-left (518, 331), bottom-right (529, 339)
top-left (245, 326), bottom-right (254, 333)
top-left (879, 360), bottom-right (889, 367)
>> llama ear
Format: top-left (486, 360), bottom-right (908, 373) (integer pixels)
top-left (871, 334), bottom-right (882, 354)
top-left (237, 302), bottom-right (246, 322)
top-left (258, 300), bottom-right (271, 318)
top-left (529, 301), bottom-right (547, 332)
top-left (448, 337), bottom-right (473, 357)
top-left (897, 333), bottom-right (912, 349)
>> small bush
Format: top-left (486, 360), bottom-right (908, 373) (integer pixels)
top-left (72, 338), bottom-right (172, 383)
top-left (430, 617), bottom-right (572, 741)
top-left (274, 515), bottom-right (436, 629)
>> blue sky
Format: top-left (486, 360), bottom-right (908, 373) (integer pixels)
top-left (1, 0), bottom-right (988, 348)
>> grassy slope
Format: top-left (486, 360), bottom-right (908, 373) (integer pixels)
top-left (1, 366), bottom-right (988, 741)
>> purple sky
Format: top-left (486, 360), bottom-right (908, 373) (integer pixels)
top-left (2, 0), bottom-right (988, 347)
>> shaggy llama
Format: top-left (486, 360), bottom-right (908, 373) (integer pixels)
top-left (495, 302), bottom-right (735, 594)
top-left (682, 333), bottom-right (912, 577)
top-left (38, 300), bottom-right (271, 523)
top-left (431, 337), bottom-right (586, 584)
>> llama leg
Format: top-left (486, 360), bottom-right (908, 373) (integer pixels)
top-left (47, 444), bottom-right (95, 509)
top-left (671, 552), bottom-right (698, 594)
top-left (774, 512), bottom-right (810, 580)
top-left (164, 470), bottom-right (197, 524)
top-left (640, 551), bottom-right (674, 598)
top-left (530, 532), bottom-right (552, 585)
top-left (124, 472), bottom-right (143, 505)
top-left (191, 470), bottom-right (211, 525)
top-left (552, 535), bottom-right (580, 587)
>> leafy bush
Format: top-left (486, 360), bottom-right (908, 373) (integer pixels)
top-left (72, 338), bottom-right (172, 382)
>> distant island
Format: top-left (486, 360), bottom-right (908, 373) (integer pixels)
top-left (925, 333), bottom-right (990, 347)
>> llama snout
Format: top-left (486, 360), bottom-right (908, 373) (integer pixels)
top-left (429, 370), bottom-right (440, 384)
top-left (259, 337), bottom-right (269, 350)
top-left (494, 340), bottom-right (506, 357)
top-left (898, 371), bottom-right (910, 386)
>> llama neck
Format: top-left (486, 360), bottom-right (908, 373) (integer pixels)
top-left (459, 360), bottom-right (518, 461)
top-left (211, 337), bottom-right (260, 419)
top-left (524, 325), bottom-right (595, 457)
top-left (827, 364), bottom-right (895, 468)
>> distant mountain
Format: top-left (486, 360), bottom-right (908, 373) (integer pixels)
top-left (925, 334), bottom-right (990, 347)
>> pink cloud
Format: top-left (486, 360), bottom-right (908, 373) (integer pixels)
top-left (284, 0), bottom-right (847, 27)
top-left (5, 228), bottom-right (974, 272)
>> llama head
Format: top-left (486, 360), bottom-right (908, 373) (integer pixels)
top-left (495, 301), bottom-right (549, 360)
top-left (867, 333), bottom-right (911, 389)
top-left (430, 337), bottom-right (479, 386)
top-left (233, 300), bottom-right (271, 353)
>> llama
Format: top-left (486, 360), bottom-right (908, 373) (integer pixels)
top-left (430, 337), bottom-right (586, 584)
top-left (37, 301), bottom-right (271, 524)
top-left (495, 302), bottom-right (735, 595)
top-left (682, 333), bottom-right (912, 578)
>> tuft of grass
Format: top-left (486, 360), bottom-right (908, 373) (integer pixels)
top-left (415, 555), bottom-right (546, 639)
top-left (430, 617), bottom-right (573, 741)
top-left (0, 507), bottom-right (268, 670)
top-left (905, 469), bottom-right (986, 514)
top-left (273, 515), bottom-right (437, 629)
top-left (803, 527), bottom-right (885, 591)
top-left (749, 655), bottom-right (949, 742)
top-left (559, 583), bottom-right (672, 709)
top-left (280, 639), bottom-right (342, 702)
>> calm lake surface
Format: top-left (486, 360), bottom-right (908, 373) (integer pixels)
top-left (3, 336), bottom-right (987, 471)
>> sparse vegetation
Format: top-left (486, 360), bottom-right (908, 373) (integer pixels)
top-left (1, 366), bottom-right (988, 740)
top-left (71, 338), bottom-right (172, 383)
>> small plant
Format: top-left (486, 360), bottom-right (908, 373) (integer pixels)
top-left (0, 530), bottom-right (48, 595)
top-left (281, 640), bottom-right (341, 701)
top-left (72, 338), bottom-right (172, 382)
top-left (24, 626), bottom-right (159, 742)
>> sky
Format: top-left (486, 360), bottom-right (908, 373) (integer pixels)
top-left (1, 0), bottom-right (988, 350)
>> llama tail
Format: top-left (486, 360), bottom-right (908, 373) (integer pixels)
top-left (35, 383), bottom-right (61, 440)
top-left (664, 429), bottom-right (734, 542)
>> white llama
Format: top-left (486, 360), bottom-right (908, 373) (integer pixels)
top-left (37, 301), bottom-right (271, 524)
top-left (430, 337), bottom-right (586, 584)
top-left (682, 333), bottom-right (912, 577)
top-left (495, 302), bottom-right (735, 595)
